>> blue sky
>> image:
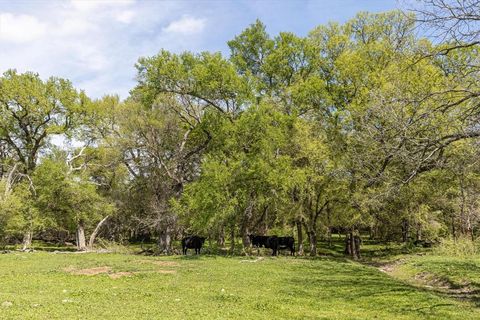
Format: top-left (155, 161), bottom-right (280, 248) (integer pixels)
top-left (0, 0), bottom-right (398, 99)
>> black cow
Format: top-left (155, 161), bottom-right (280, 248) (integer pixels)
top-left (266, 236), bottom-right (295, 256)
top-left (182, 236), bottom-right (206, 255)
top-left (249, 235), bottom-right (295, 256)
top-left (248, 235), bottom-right (269, 248)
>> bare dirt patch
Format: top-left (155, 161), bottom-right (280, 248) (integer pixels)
top-left (109, 272), bottom-right (135, 279)
top-left (377, 258), bottom-right (406, 274)
top-left (154, 270), bottom-right (176, 274)
top-left (412, 271), bottom-right (474, 295)
top-left (65, 263), bottom-right (176, 278)
top-left (240, 257), bottom-right (264, 263)
top-left (66, 266), bottom-right (112, 276)
top-left (136, 260), bottom-right (179, 267)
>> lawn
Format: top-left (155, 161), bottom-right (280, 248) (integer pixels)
top-left (0, 251), bottom-right (478, 319)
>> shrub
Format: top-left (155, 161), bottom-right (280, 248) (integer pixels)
top-left (433, 236), bottom-right (480, 257)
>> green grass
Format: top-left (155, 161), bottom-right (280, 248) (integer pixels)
top-left (0, 252), bottom-right (478, 319)
top-left (390, 254), bottom-right (480, 303)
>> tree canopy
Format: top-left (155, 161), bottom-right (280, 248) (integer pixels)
top-left (2, 7), bottom-right (480, 257)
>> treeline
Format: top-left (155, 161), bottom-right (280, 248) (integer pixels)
top-left (2, 7), bottom-right (480, 258)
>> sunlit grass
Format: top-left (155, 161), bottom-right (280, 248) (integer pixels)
top-left (0, 252), bottom-right (478, 319)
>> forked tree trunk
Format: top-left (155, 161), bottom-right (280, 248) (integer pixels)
top-left (76, 220), bottom-right (87, 251)
top-left (88, 216), bottom-right (110, 250)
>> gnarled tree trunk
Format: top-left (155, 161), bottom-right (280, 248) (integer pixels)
top-left (88, 216), bottom-right (110, 250)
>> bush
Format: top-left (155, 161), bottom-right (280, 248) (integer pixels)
top-left (433, 236), bottom-right (480, 257)
top-left (95, 239), bottom-right (135, 254)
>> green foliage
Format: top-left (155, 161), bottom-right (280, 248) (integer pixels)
top-left (434, 236), bottom-right (480, 257)
top-left (175, 103), bottom-right (294, 234)
top-left (0, 70), bottom-right (84, 173)
top-left (0, 181), bottom-right (36, 242)
top-left (33, 157), bottom-right (114, 234)
top-left (3, 9), bottom-right (480, 255)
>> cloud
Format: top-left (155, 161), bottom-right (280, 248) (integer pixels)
top-left (115, 10), bottom-right (136, 24)
top-left (55, 17), bottom-right (95, 36)
top-left (0, 1), bottom-right (212, 99)
top-left (70, 0), bottom-right (135, 11)
top-left (163, 15), bottom-right (206, 35)
top-left (0, 13), bottom-right (47, 43)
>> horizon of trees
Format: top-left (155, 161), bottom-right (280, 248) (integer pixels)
top-left (2, 3), bottom-right (480, 258)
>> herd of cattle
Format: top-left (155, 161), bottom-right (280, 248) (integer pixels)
top-left (181, 235), bottom-right (295, 256)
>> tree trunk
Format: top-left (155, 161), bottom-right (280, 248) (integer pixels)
top-left (452, 214), bottom-right (457, 240)
top-left (240, 195), bottom-right (254, 250)
top-left (327, 227), bottom-right (333, 248)
top-left (217, 225), bottom-right (225, 247)
top-left (467, 215), bottom-right (474, 241)
top-left (157, 226), bottom-right (172, 254)
top-left (296, 220), bottom-right (304, 256)
top-left (308, 231), bottom-right (317, 256)
top-left (22, 231), bottom-right (32, 251)
top-left (88, 216), bottom-right (110, 250)
top-left (401, 219), bottom-right (409, 243)
top-left (262, 205), bottom-right (269, 235)
top-left (345, 230), bottom-right (360, 260)
top-left (416, 226), bottom-right (422, 241)
top-left (230, 226), bottom-right (235, 254)
top-left (76, 220), bottom-right (87, 251)
top-left (354, 234), bottom-right (361, 259)
top-left (345, 229), bottom-right (361, 260)
top-left (241, 232), bottom-right (251, 249)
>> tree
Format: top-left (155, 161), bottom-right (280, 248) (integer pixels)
top-left (175, 103), bottom-right (294, 252)
top-left (0, 70), bottom-right (85, 248)
top-left (33, 155), bottom-right (113, 250)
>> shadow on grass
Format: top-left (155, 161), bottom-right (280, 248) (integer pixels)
top-left (281, 259), bottom-right (468, 316)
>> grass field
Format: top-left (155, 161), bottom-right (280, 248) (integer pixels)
top-left (1, 250), bottom-right (479, 319)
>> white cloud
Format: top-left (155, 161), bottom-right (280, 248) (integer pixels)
top-left (115, 10), bottom-right (135, 24)
top-left (70, 0), bottom-right (135, 12)
top-left (0, 13), bottom-right (47, 43)
top-left (163, 15), bottom-right (206, 35)
top-left (55, 18), bottom-right (95, 36)
top-left (0, 1), bottom-right (210, 99)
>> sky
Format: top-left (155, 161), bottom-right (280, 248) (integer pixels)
top-left (0, 0), bottom-right (398, 100)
